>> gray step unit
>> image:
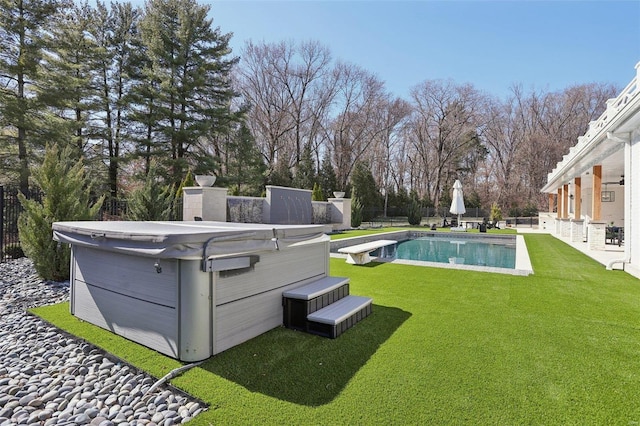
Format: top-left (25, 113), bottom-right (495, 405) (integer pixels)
top-left (282, 276), bottom-right (350, 331)
top-left (282, 276), bottom-right (372, 338)
top-left (306, 295), bottom-right (373, 338)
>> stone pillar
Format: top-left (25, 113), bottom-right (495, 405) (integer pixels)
top-left (560, 218), bottom-right (571, 238)
top-left (555, 218), bottom-right (562, 235)
top-left (328, 198), bottom-right (352, 230)
top-left (562, 184), bottom-right (569, 218)
top-left (556, 188), bottom-right (562, 219)
top-left (182, 187), bottom-right (228, 222)
top-left (588, 221), bottom-right (606, 251)
top-left (570, 219), bottom-right (584, 242)
top-left (548, 193), bottom-right (555, 214)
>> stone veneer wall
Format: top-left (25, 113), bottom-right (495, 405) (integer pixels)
top-left (560, 219), bottom-right (571, 238)
top-left (184, 185), bottom-right (351, 229)
top-left (227, 196), bottom-right (264, 223)
top-left (570, 220), bottom-right (584, 242)
top-left (588, 222), bottom-right (606, 251)
top-left (312, 202), bottom-right (332, 224)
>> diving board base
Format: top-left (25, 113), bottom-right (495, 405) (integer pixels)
top-left (338, 240), bottom-right (397, 265)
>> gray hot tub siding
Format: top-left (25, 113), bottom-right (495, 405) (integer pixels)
top-left (68, 234), bottom-right (329, 361)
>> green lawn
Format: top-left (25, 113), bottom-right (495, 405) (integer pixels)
top-left (32, 234), bottom-right (640, 424)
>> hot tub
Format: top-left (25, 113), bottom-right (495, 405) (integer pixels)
top-left (53, 221), bottom-right (330, 361)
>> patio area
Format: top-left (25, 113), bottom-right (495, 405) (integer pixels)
top-left (540, 61), bottom-right (640, 280)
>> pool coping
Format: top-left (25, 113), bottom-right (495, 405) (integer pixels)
top-left (330, 230), bottom-right (534, 276)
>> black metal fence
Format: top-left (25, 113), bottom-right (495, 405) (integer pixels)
top-left (1, 185), bottom-right (186, 262)
top-left (99, 198), bottom-right (183, 222)
top-left (365, 207), bottom-right (491, 225)
top-left (0, 186), bottom-right (42, 261)
top-left (363, 206), bottom-right (539, 229)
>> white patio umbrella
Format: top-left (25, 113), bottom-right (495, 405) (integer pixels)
top-left (449, 179), bottom-right (466, 226)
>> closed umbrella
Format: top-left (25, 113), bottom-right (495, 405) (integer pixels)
top-left (449, 180), bottom-right (466, 226)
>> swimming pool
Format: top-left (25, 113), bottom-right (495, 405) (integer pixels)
top-left (378, 236), bottom-right (515, 269)
top-left (330, 231), bottom-right (533, 275)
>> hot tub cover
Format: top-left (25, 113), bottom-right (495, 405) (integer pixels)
top-left (53, 221), bottom-right (329, 259)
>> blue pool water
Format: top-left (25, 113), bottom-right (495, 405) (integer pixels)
top-left (376, 236), bottom-right (516, 269)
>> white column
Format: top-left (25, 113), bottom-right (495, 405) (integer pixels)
top-left (183, 187), bottom-right (228, 221)
top-left (328, 198), bottom-right (352, 230)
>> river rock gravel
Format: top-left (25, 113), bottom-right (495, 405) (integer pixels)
top-left (0, 258), bottom-right (205, 425)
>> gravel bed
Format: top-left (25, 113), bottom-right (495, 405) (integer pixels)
top-left (0, 258), bottom-right (205, 425)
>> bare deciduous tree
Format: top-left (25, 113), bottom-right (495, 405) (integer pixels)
top-left (406, 79), bottom-right (485, 208)
top-left (237, 40), bottom-right (334, 183)
top-left (510, 83), bottom-right (617, 210)
top-left (322, 62), bottom-right (388, 189)
top-left (368, 97), bottom-right (411, 216)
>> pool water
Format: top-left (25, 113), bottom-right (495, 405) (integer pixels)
top-left (375, 236), bottom-right (516, 269)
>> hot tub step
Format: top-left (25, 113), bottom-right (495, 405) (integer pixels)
top-left (283, 276), bottom-right (350, 331)
top-left (282, 276), bottom-right (350, 301)
top-left (306, 295), bottom-right (373, 338)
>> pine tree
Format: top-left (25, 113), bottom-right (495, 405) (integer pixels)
top-left (407, 198), bottom-right (422, 226)
top-left (38, 1), bottom-right (102, 158)
top-left (137, 0), bottom-right (239, 188)
top-left (126, 161), bottom-right (175, 221)
top-left (226, 123), bottom-right (265, 196)
top-left (124, 30), bottom-right (159, 176)
top-left (269, 159), bottom-right (293, 188)
top-left (0, 0), bottom-right (63, 191)
top-left (350, 160), bottom-right (380, 222)
top-left (18, 143), bottom-right (104, 280)
top-left (293, 143), bottom-right (316, 190)
top-left (91, 1), bottom-right (142, 198)
top-left (318, 150), bottom-right (338, 200)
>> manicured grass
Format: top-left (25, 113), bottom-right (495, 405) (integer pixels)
top-left (32, 234), bottom-right (640, 424)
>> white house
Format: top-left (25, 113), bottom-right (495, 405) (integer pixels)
top-left (541, 62), bottom-right (640, 279)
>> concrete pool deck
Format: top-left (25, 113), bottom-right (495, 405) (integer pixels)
top-left (330, 231), bottom-right (534, 276)
top-left (331, 227), bottom-right (627, 276)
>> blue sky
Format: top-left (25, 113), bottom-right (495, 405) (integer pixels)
top-left (208, 0), bottom-right (640, 99)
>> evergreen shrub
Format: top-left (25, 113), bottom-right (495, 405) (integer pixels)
top-left (351, 197), bottom-right (363, 228)
top-left (127, 162), bottom-right (175, 221)
top-left (18, 144), bottom-right (104, 281)
top-left (490, 202), bottom-right (503, 223)
top-left (312, 182), bottom-right (324, 201)
top-left (407, 199), bottom-right (422, 226)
